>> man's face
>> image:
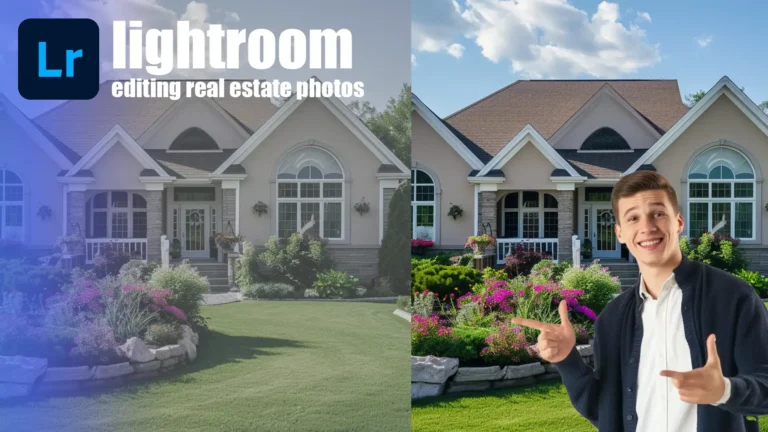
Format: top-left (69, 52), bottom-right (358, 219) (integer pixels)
top-left (614, 190), bottom-right (684, 268)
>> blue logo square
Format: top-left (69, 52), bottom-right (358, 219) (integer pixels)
top-left (18, 18), bottom-right (100, 100)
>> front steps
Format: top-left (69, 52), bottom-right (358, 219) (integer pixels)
top-left (172, 259), bottom-right (230, 293)
top-left (585, 258), bottom-right (639, 292)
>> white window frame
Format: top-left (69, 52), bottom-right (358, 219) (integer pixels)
top-left (501, 191), bottom-right (558, 239)
top-left (275, 147), bottom-right (345, 240)
top-left (0, 169), bottom-right (24, 241)
top-left (686, 147), bottom-right (757, 241)
top-left (89, 191), bottom-right (148, 239)
top-left (411, 169), bottom-right (436, 241)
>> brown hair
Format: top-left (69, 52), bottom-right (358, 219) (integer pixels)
top-left (611, 171), bottom-right (679, 223)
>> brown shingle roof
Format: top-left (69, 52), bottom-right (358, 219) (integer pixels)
top-left (33, 80), bottom-right (281, 158)
top-left (556, 149), bottom-right (648, 179)
top-left (146, 149), bottom-right (238, 179)
top-left (444, 80), bottom-right (689, 157)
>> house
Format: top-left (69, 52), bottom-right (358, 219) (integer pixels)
top-left (412, 76), bottom-right (768, 273)
top-left (0, 79), bottom-right (410, 284)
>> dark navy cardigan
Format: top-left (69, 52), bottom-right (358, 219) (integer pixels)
top-left (555, 255), bottom-right (768, 431)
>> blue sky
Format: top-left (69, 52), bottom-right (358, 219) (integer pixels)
top-left (412, 0), bottom-right (768, 117)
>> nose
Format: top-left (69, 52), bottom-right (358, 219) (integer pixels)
top-left (639, 215), bottom-right (658, 234)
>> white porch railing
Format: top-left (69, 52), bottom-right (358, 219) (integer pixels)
top-left (86, 238), bottom-right (148, 264)
top-left (496, 238), bottom-right (559, 264)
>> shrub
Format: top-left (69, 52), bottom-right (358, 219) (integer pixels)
top-left (0, 260), bottom-right (70, 304)
top-left (118, 260), bottom-right (159, 285)
top-left (148, 263), bottom-right (208, 328)
top-left (303, 289), bottom-right (320, 298)
top-left (235, 240), bottom-right (260, 290)
top-left (259, 233), bottom-right (333, 289)
top-left (531, 260), bottom-right (572, 283)
top-left (93, 243), bottom-right (131, 278)
top-left (560, 262), bottom-right (620, 315)
top-left (453, 301), bottom-right (494, 328)
top-left (734, 269), bottom-right (768, 298)
top-left (379, 183), bottom-right (411, 295)
top-left (504, 244), bottom-right (551, 278)
top-left (144, 322), bottom-right (182, 346)
top-left (242, 282), bottom-right (296, 299)
top-left (396, 295), bottom-right (411, 312)
top-left (370, 277), bottom-right (396, 297)
top-left (513, 284), bottom-right (561, 343)
top-left (411, 262), bottom-right (482, 298)
top-left (680, 232), bottom-right (748, 274)
top-left (428, 253), bottom-right (454, 266)
top-left (412, 290), bottom-right (437, 317)
top-left (481, 322), bottom-right (536, 366)
top-left (411, 325), bottom-right (491, 364)
top-left (312, 269), bottom-right (359, 298)
top-left (103, 288), bottom-right (159, 343)
top-left (70, 319), bottom-right (123, 365)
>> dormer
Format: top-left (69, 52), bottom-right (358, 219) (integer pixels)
top-left (579, 127), bottom-right (631, 152)
top-left (168, 127), bottom-right (221, 152)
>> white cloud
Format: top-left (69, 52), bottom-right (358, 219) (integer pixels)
top-left (696, 35), bottom-right (713, 48)
top-left (181, 1), bottom-right (209, 26)
top-left (637, 11), bottom-right (651, 23)
top-left (225, 11), bottom-right (240, 22)
top-left (447, 43), bottom-right (465, 58)
top-left (411, 53), bottom-right (417, 66)
top-left (412, 0), bottom-right (661, 78)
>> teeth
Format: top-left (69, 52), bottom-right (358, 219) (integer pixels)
top-left (640, 239), bottom-right (661, 247)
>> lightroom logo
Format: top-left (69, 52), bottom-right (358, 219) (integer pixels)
top-left (18, 18), bottom-right (100, 100)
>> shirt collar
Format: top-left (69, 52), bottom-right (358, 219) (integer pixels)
top-left (639, 272), bottom-right (678, 301)
top-left (634, 254), bottom-right (693, 305)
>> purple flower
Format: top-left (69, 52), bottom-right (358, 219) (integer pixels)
top-left (574, 305), bottom-right (598, 321)
top-left (163, 305), bottom-right (188, 322)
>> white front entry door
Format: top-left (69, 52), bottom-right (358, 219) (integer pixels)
top-left (590, 205), bottom-right (621, 259)
top-left (181, 206), bottom-right (209, 258)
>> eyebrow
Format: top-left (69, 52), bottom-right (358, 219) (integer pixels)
top-left (622, 202), bottom-right (668, 218)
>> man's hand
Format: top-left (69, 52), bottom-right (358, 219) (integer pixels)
top-left (510, 300), bottom-right (576, 363)
top-left (659, 334), bottom-right (726, 404)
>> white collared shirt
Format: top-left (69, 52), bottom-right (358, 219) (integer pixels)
top-left (635, 273), bottom-right (731, 432)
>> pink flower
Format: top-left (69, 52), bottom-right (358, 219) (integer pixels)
top-left (163, 305), bottom-right (187, 322)
top-left (574, 305), bottom-right (598, 321)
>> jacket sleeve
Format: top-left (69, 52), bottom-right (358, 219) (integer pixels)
top-left (554, 323), bottom-right (602, 427)
top-left (720, 291), bottom-right (768, 416)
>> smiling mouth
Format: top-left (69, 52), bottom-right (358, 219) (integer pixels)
top-left (637, 238), bottom-right (663, 250)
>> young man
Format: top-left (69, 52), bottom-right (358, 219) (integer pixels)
top-left (512, 171), bottom-right (768, 432)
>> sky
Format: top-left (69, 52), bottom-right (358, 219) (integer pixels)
top-left (0, 0), bottom-right (411, 117)
top-left (412, 0), bottom-right (768, 117)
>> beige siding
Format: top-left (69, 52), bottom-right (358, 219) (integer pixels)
top-left (238, 98), bottom-right (381, 246)
top-left (499, 142), bottom-right (558, 190)
top-left (411, 111), bottom-right (475, 247)
top-left (88, 144), bottom-right (145, 190)
top-left (551, 93), bottom-right (658, 150)
top-left (652, 94), bottom-right (768, 244)
top-left (0, 112), bottom-right (65, 248)
top-left (139, 99), bottom-right (246, 150)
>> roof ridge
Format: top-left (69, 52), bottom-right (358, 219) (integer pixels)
top-left (444, 80), bottom-right (524, 120)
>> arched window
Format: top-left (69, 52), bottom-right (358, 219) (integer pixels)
top-left (411, 169), bottom-right (435, 240)
top-left (87, 192), bottom-right (148, 238)
top-left (687, 146), bottom-right (756, 240)
top-left (169, 127), bottom-right (219, 151)
top-left (0, 170), bottom-right (24, 241)
top-left (501, 192), bottom-right (558, 238)
top-left (580, 127), bottom-right (631, 151)
top-left (276, 146), bottom-right (344, 239)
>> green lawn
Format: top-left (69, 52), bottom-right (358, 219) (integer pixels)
top-left (1, 300), bottom-right (411, 432)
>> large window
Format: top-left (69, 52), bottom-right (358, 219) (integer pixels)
top-left (411, 169), bottom-right (435, 240)
top-left (276, 146), bottom-right (344, 240)
top-left (580, 127), bottom-right (631, 151)
top-left (0, 170), bottom-right (23, 241)
top-left (687, 146), bottom-right (756, 240)
top-left (88, 192), bottom-right (148, 238)
top-left (501, 192), bottom-right (558, 238)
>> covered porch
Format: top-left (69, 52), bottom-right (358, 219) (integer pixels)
top-left (492, 190), bottom-right (565, 264)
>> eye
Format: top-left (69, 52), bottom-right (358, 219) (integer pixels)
top-left (655, 212), bottom-right (666, 217)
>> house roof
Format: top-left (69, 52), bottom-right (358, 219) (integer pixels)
top-left (444, 80), bottom-right (689, 158)
top-left (556, 149), bottom-right (649, 179)
top-left (33, 80), bottom-right (281, 158)
top-left (145, 149), bottom-right (238, 179)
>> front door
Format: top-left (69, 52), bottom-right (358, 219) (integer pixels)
top-left (182, 206), bottom-right (208, 258)
top-left (591, 205), bottom-right (620, 259)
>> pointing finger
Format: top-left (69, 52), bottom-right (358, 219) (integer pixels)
top-left (706, 334), bottom-right (720, 367)
top-left (510, 317), bottom-right (558, 332)
top-left (558, 300), bottom-right (572, 329)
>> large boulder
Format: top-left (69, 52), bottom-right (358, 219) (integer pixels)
top-left (42, 366), bottom-right (94, 382)
top-left (93, 362), bottom-right (134, 379)
top-left (178, 338), bottom-right (197, 362)
top-left (505, 362), bottom-right (546, 379)
top-left (454, 366), bottom-right (505, 382)
top-left (411, 382), bottom-right (445, 399)
top-left (118, 338), bottom-right (155, 363)
top-left (411, 356), bottom-right (459, 384)
top-left (0, 356), bottom-right (47, 384)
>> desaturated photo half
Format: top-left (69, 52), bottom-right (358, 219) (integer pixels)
top-left (0, 1), bottom-right (412, 431)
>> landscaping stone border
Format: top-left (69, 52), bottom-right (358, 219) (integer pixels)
top-left (0, 326), bottom-right (200, 400)
top-left (393, 309), bottom-right (411, 322)
top-left (411, 344), bottom-right (595, 399)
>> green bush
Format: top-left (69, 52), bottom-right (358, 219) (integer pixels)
top-left (531, 259), bottom-right (572, 283)
top-left (235, 241), bottom-right (260, 290)
top-left (103, 289), bottom-right (158, 343)
top-left (411, 261), bottom-right (482, 298)
top-left (118, 260), bottom-right (159, 285)
top-left (258, 233), bottom-right (333, 289)
top-left (734, 269), bottom-right (768, 298)
top-left (148, 263), bottom-right (208, 328)
top-left (379, 183), bottom-right (412, 295)
top-left (312, 269), bottom-right (359, 298)
top-left (680, 232), bottom-right (748, 274)
top-left (144, 322), bottom-right (182, 346)
top-left (560, 262), bottom-right (620, 315)
top-left (242, 282), bottom-right (296, 299)
top-left (411, 326), bottom-right (491, 364)
top-left (0, 259), bottom-right (70, 304)
top-left (396, 296), bottom-right (411, 312)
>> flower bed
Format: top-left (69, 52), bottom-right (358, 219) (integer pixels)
top-left (410, 261), bottom-right (619, 369)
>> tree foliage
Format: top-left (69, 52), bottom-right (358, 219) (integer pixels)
top-left (347, 83), bottom-right (411, 166)
top-left (378, 182), bottom-right (411, 295)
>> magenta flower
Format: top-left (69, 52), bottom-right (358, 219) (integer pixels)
top-left (574, 305), bottom-right (598, 321)
top-left (163, 305), bottom-right (188, 322)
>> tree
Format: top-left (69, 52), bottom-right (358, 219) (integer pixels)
top-left (685, 90), bottom-right (707, 107)
top-left (347, 83), bottom-right (411, 166)
top-left (378, 182), bottom-right (411, 295)
top-left (760, 101), bottom-right (768, 114)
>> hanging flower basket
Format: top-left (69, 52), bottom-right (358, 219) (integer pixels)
top-left (447, 203), bottom-right (463, 220)
top-left (354, 199), bottom-right (370, 216)
top-left (464, 234), bottom-right (496, 257)
top-left (55, 235), bottom-right (83, 254)
top-left (214, 233), bottom-right (245, 251)
top-left (252, 201), bottom-right (268, 217)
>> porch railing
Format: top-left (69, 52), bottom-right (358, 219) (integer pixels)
top-left (496, 238), bottom-right (559, 264)
top-left (86, 238), bottom-right (148, 264)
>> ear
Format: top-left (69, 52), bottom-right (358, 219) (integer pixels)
top-left (615, 222), bottom-right (624, 244)
top-left (676, 211), bottom-right (685, 235)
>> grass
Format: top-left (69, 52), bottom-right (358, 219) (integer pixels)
top-left (0, 300), bottom-right (411, 432)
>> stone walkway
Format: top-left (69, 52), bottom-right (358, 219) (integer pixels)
top-left (202, 292), bottom-right (243, 306)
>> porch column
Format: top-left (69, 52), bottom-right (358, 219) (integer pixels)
top-left (221, 181), bottom-right (239, 235)
top-left (66, 186), bottom-right (86, 256)
top-left (555, 186), bottom-right (575, 262)
top-left (477, 184), bottom-right (498, 237)
top-left (145, 188), bottom-right (163, 262)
